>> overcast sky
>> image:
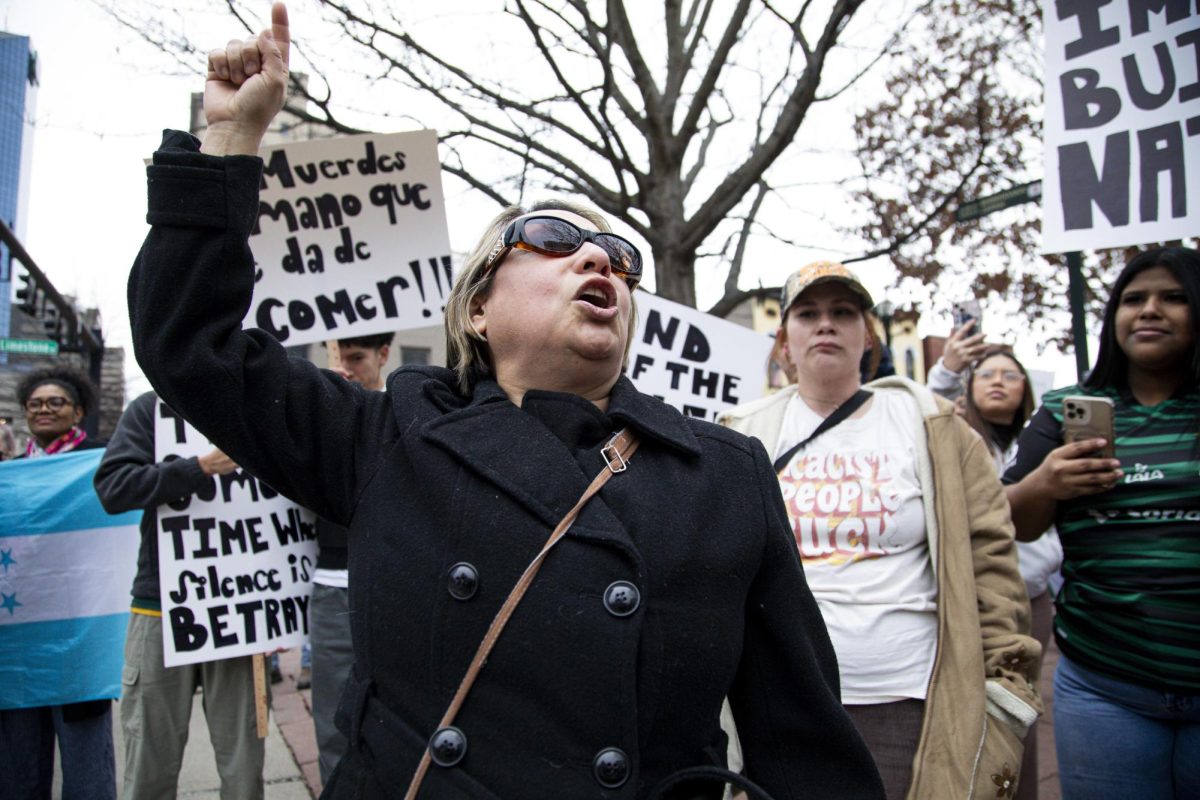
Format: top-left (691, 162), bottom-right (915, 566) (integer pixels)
top-left (2, 0), bottom-right (1084, 399)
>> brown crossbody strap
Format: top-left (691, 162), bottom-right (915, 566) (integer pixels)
top-left (404, 427), bottom-right (640, 800)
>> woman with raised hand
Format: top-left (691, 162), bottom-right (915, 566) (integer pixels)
top-left (720, 261), bottom-right (1039, 800)
top-left (126, 4), bottom-right (882, 798)
top-left (1004, 247), bottom-right (1200, 800)
top-left (926, 318), bottom-right (988, 401)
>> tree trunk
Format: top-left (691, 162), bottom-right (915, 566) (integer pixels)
top-left (651, 244), bottom-right (697, 308)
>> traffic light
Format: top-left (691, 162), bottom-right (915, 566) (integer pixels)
top-left (41, 304), bottom-right (59, 337)
top-left (15, 272), bottom-right (37, 314)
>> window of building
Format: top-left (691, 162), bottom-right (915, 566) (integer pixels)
top-left (401, 347), bottom-right (431, 366)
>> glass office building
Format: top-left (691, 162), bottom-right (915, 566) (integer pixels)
top-left (0, 33), bottom-right (38, 341)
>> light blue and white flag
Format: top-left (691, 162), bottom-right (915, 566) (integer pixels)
top-left (0, 449), bottom-right (141, 710)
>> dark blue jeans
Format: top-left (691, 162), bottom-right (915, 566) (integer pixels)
top-left (1055, 654), bottom-right (1200, 800)
top-left (0, 704), bottom-right (115, 800)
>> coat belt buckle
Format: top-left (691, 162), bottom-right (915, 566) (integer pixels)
top-left (601, 443), bottom-right (628, 473)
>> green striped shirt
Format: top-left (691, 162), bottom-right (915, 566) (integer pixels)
top-left (1005, 384), bottom-right (1200, 693)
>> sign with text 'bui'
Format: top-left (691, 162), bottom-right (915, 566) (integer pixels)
top-left (250, 131), bottom-right (452, 345)
top-left (155, 401), bottom-right (317, 667)
top-left (1042, 0), bottom-right (1199, 253)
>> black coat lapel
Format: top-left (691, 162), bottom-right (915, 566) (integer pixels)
top-left (421, 391), bottom-right (596, 530)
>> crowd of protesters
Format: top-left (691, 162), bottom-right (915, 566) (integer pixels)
top-left (0, 2), bottom-right (1196, 798)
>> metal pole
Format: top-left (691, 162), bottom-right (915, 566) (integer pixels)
top-left (86, 341), bottom-right (103, 439)
top-left (1066, 251), bottom-right (1089, 381)
top-left (0, 219), bottom-right (103, 353)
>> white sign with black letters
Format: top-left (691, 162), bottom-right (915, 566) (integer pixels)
top-left (250, 130), bottom-right (452, 345)
top-left (154, 401), bottom-right (317, 667)
top-left (628, 292), bottom-right (774, 421)
top-left (1042, 0), bottom-right (1199, 253)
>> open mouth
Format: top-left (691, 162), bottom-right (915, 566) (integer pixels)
top-left (576, 280), bottom-right (616, 311)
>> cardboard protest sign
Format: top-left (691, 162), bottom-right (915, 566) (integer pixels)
top-left (250, 131), bottom-right (452, 345)
top-left (628, 292), bottom-right (774, 420)
top-left (155, 401), bottom-right (317, 667)
top-left (1043, 0), bottom-right (1199, 253)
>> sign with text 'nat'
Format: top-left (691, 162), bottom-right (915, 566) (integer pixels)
top-left (155, 400), bottom-right (317, 667)
top-left (629, 292), bottom-right (774, 421)
top-left (1042, 0), bottom-right (1199, 253)
top-left (250, 131), bottom-right (452, 346)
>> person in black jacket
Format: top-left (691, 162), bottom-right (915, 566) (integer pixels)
top-left (127, 5), bottom-right (884, 798)
top-left (93, 392), bottom-right (265, 800)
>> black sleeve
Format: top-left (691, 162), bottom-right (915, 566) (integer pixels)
top-left (127, 131), bottom-right (395, 525)
top-left (93, 392), bottom-right (211, 513)
top-left (730, 442), bottom-right (885, 799)
top-left (1002, 404), bottom-right (1062, 485)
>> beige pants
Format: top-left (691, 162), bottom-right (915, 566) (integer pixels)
top-left (120, 613), bottom-right (265, 800)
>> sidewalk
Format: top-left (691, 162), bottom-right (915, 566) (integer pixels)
top-left (53, 648), bottom-right (323, 799)
top-left (60, 644), bottom-right (1060, 799)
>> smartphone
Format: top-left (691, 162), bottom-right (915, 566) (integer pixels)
top-left (952, 299), bottom-right (983, 336)
top-left (1062, 395), bottom-right (1116, 459)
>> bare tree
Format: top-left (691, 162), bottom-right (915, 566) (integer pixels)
top-left (845, 0), bottom-right (1054, 327)
top-left (846, 0), bottom-right (1197, 346)
top-left (100, 0), bottom-right (924, 312)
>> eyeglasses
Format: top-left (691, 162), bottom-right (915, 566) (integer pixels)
top-left (975, 369), bottom-right (1025, 384)
top-left (25, 397), bottom-right (74, 412)
top-left (484, 216), bottom-right (643, 290)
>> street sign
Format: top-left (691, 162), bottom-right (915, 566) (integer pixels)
top-left (0, 337), bottom-right (59, 356)
top-left (954, 181), bottom-right (1042, 222)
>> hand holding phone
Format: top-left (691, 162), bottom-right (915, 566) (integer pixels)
top-left (952, 299), bottom-right (983, 338)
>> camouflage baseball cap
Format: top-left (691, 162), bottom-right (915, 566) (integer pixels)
top-left (780, 260), bottom-right (874, 313)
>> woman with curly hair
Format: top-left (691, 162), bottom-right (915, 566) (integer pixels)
top-left (17, 366), bottom-right (98, 457)
top-left (0, 365), bottom-right (115, 799)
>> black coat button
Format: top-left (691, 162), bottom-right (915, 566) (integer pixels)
top-left (603, 581), bottom-right (640, 617)
top-left (447, 562), bottom-right (479, 601)
top-left (592, 747), bottom-right (630, 788)
top-left (429, 726), bottom-right (467, 767)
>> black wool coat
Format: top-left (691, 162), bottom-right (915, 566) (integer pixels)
top-left (129, 131), bottom-right (884, 800)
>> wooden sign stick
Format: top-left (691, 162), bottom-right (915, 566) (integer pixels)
top-left (252, 653), bottom-right (269, 739)
top-left (327, 339), bottom-right (341, 371)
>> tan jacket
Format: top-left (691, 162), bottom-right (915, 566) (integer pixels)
top-left (719, 377), bottom-right (1041, 800)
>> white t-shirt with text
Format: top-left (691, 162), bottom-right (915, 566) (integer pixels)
top-left (776, 391), bottom-right (938, 704)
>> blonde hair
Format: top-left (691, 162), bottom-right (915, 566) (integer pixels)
top-left (444, 198), bottom-right (640, 394)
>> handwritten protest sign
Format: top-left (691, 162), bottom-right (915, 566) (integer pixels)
top-left (155, 401), bottom-right (317, 667)
top-left (1043, 0), bottom-right (1199, 253)
top-left (250, 131), bottom-right (452, 345)
top-left (628, 292), bottom-right (774, 420)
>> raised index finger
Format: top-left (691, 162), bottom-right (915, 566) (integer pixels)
top-left (271, 1), bottom-right (290, 66)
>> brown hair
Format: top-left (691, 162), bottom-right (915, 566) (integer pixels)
top-left (963, 348), bottom-right (1035, 453)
